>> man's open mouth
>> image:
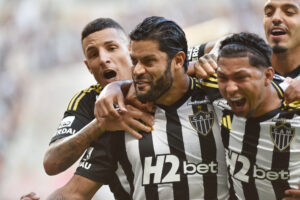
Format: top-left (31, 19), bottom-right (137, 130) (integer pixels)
top-left (229, 97), bottom-right (246, 108)
top-left (271, 28), bottom-right (286, 36)
top-left (103, 70), bottom-right (117, 79)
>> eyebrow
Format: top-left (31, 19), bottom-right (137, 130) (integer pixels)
top-left (264, 4), bottom-right (274, 11)
top-left (216, 69), bottom-right (226, 76)
top-left (217, 68), bottom-right (250, 76)
top-left (264, 3), bottom-right (299, 11)
top-left (85, 41), bottom-right (117, 53)
top-left (142, 55), bottom-right (156, 60)
top-left (282, 4), bottom-right (299, 10)
top-left (104, 40), bottom-right (116, 45)
top-left (130, 54), bottom-right (157, 61)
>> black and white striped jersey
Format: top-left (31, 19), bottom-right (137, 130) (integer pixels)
top-left (213, 95), bottom-right (300, 200)
top-left (76, 77), bottom-right (230, 200)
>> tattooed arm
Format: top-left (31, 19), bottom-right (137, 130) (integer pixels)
top-left (44, 119), bottom-right (105, 175)
top-left (44, 105), bottom-right (153, 175)
top-left (46, 175), bottom-right (102, 200)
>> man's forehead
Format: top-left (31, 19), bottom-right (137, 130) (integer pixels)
top-left (130, 40), bottom-right (160, 56)
top-left (83, 28), bottom-right (127, 44)
top-left (265, 0), bottom-right (300, 6)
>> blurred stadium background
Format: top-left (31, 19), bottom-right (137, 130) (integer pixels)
top-left (0, 0), bottom-right (265, 199)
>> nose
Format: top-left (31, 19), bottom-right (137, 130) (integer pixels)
top-left (271, 9), bottom-right (283, 25)
top-left (225, 80), bottom-right (238, 97)
top-left (98, 49), bottom-right (110, 65)
top-left (132, 62), bottom-right (146, 76)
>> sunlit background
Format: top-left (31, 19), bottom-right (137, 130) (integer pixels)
top-left (0, 0), bottom-right (266, 199)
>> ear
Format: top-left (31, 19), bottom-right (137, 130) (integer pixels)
top-left (173, 51), bottom-right (186, 71)
top-left (264, 66), bottom-right (274, 86)
top-left (84, 60), bottom-right (92, 74)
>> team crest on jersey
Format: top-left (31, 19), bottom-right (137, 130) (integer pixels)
top-left (189, 111), bottom-right (214, 136)
top-left (270, 123), bottom-right (295, 152)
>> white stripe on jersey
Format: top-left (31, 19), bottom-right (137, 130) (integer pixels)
top-left (255, 119), bottom-right (277, 200)
top-left (178, 101), bottom-right (204, 199)
top-left (151, 108), bottom-right (174, 200)
top-left (287, 114), bottom-right (300, 188)
top-left (124, 133), bottom-right (144, 200)
top-left (228, 116), bottom-right (246, 200)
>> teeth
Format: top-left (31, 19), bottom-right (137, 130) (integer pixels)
top-left (271, 29), bottom-right (285, 35)
top-left (272, 29), bottom-right (283, 33)
top-left (230, 97), bottom-right (243, 101)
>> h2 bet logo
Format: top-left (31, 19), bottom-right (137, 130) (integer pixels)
top-left (142, 154), bottom-right (218, 185)
top-left (227, 150), bottom-right (289, 182)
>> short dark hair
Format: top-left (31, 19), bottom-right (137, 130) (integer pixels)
top-left (218, 32), bottom-right (272, 68)
top-left (81, 18), bottom-right (126, 41)
top-left (129, 16), bottom-right (188, 71)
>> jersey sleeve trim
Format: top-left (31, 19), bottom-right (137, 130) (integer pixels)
top-left (67, 84), bottom-right (102, 111)
top-left (202, 73), bottom-right (218, 89)
top-left (74, 170), bottom-right (110, 184)
top-left (271, 81), bottom-right (284, 99)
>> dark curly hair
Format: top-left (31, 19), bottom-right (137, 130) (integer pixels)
top-left (129, 16), bottom-right (188, 71)
top-left (218, 32), bottom-right (272, 68)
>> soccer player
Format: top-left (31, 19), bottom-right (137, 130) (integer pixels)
top-left (46, 16), bottom-right (229, 200)
top-left (40, 18), bottom-right (154, 200)
top-left (215, 32), bottom-right (300, 200)
top-left (43, 17), bottom-right (153, 176)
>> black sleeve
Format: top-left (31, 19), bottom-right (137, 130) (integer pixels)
top-left (187, 43), bottom-right (207, 62)
top-left (75, 132), bottom-right (117, 184)
top-left (50, 86), bottom-right (100, 144)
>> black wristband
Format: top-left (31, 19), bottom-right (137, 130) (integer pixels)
top-left (187, 43), bottom-right (207, 61)
top-left (198, 43), bottom-right (207, 58)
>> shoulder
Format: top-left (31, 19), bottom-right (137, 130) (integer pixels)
top-left (67, 84), bottom-right (102, 112)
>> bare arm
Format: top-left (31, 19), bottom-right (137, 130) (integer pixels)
top-left (43, 119), bottom-right (104, 175)
top-left (46, 175), bottom-right (102, 200)
top-left (44, 104), bottom-right (154, 175)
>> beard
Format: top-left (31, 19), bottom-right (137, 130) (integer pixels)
top-left (272, 44), bottom-right (288, 54)
top-left (135, 60), bottom-right (173, 103)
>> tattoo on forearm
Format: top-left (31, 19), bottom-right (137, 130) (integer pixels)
top-left (53, 121), bottom-right (101, 172)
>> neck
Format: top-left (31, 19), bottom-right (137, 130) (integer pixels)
top-left (272, 46), bottom-right (300, 76)
top-left (155, 73), bottom-right (189, 106)
top-left (252, 84), bottom-right (281, 118)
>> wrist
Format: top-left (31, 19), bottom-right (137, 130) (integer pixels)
top-left (89, 118), bottom-right (106, 139)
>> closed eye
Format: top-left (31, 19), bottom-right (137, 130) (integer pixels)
top-left (107, 45), bottom-right (118, 51)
